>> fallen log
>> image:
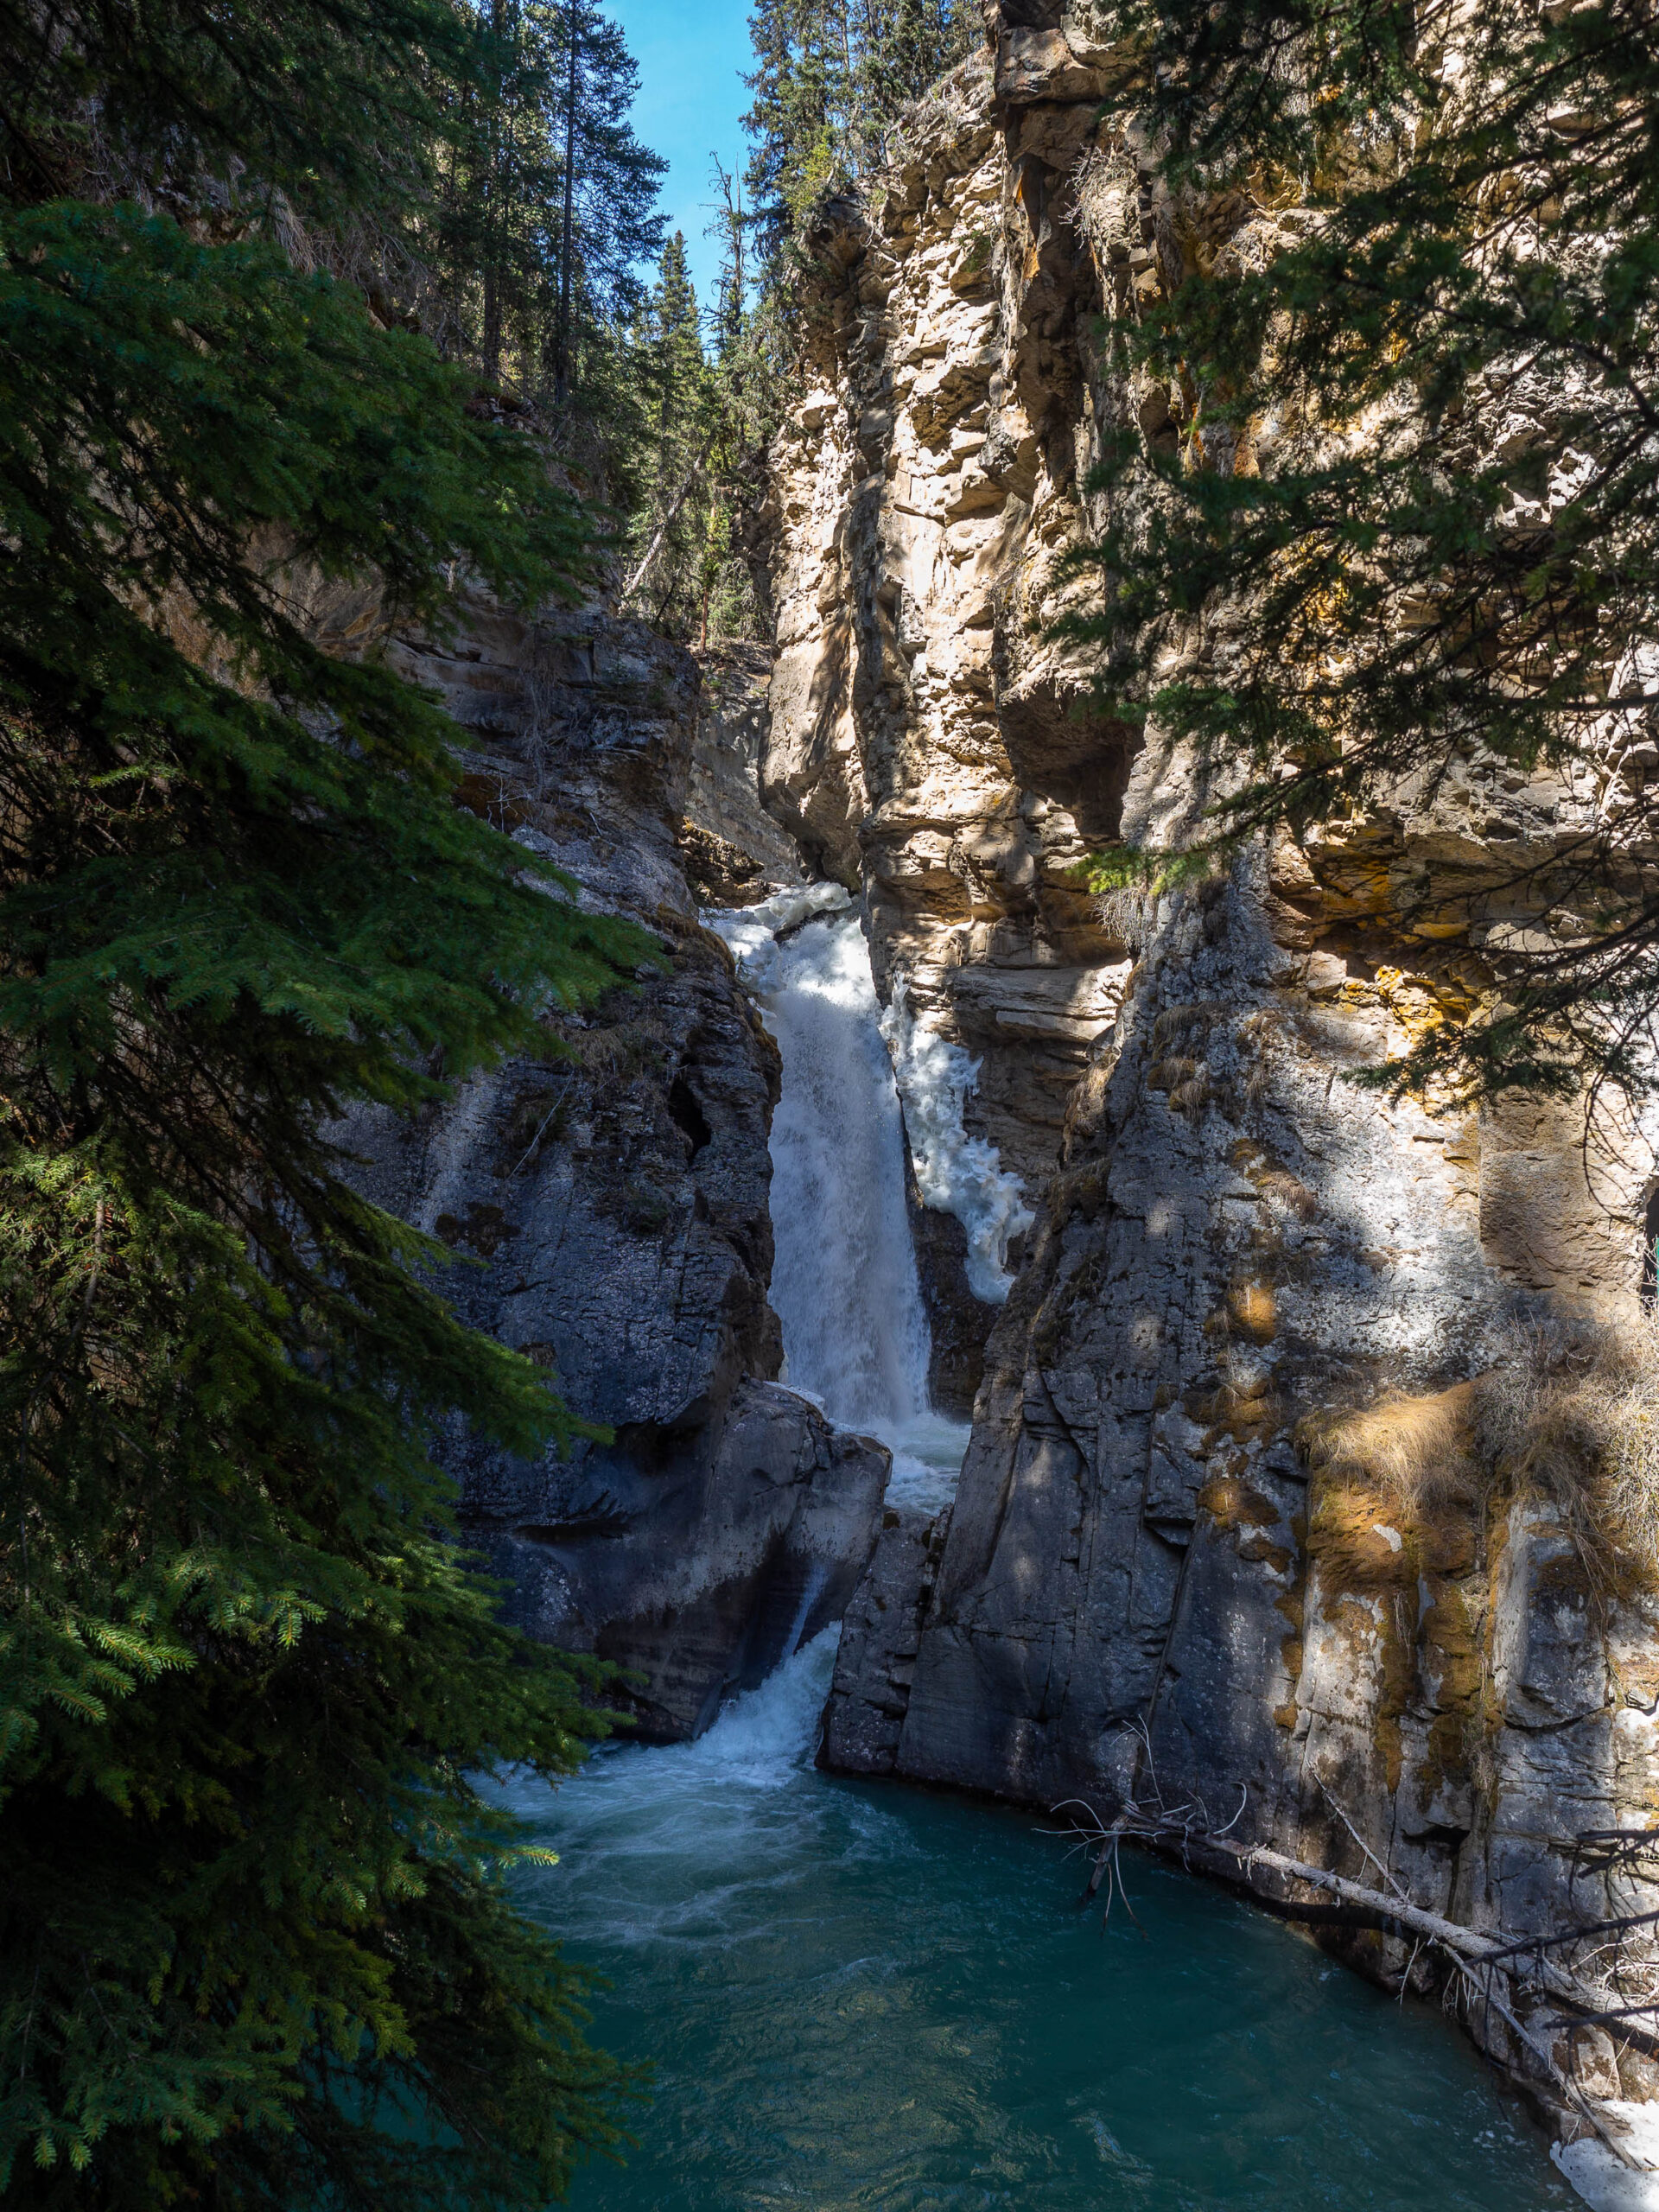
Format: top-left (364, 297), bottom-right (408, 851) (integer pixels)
top-left (1052, 1800), bottom-right (1645, 2171)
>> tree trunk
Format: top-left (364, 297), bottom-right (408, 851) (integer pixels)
top-left (481, 269), bottom-right (501, 385)
top-left (1070, 1802), bottom-right (1646, 2171)
top-left (554, 3), bottom-right (579, 409)
top-left (481, 0), bottom-right (509, 384)
top-left (620, 432), bottom-right (715, 606)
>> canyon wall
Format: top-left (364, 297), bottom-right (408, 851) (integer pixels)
top-left (338, 599), bottom-right (884, 1742)
top-left (759, 3), bottom-right (1659, 2144)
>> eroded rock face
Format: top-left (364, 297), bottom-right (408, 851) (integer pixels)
top-left (341, 595), bottom-right (886, 1739)
top-left (682, 642), bottom-right (806, 906)
top-left (759, 38), bottom-right (1140, 1395)
top-left (779, 2), bottom-right (1659, 2133)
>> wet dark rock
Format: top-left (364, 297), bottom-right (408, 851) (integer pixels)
top-left (338, 592), bottom-right (884, 1739)
top-left (480, 1377), bottom-right (888, 1741)
top-left (819, 1504), bottom-right (949, 1774)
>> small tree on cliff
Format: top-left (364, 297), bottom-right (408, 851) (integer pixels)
top-left (0, 2), bottom-right (651, 2203)
top-left (1065, 0), bottom-right (1659, 1098)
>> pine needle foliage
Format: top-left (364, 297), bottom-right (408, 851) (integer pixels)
top-left (0, 0), bottom-right (466, 222)
top-left (742, 0), bottom-right (980, 274)
top-left (0, 10), bottom-right (656, 2207)
top-left (432, 0), bottom-right (666, 407)
top-left (1063, 0), bottom-right (1659, 1098)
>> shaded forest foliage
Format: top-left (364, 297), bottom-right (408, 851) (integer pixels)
top-left (0, 1), bottom-right (997, 2202)
top-left (1066, 0), bottom-right (1659, 1099)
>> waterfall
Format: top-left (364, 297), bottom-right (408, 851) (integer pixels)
top-left (709, 886), bottom-right (969, 1512)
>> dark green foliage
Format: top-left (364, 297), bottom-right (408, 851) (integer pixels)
top-left (433, 0), bottom-right (666, 406)
top-left (1063, 0), bottom-right (1659, 1096)
top-left (629, 232), bottom-right (715, 634)
top-left (543, 0), bottom-right (667, 404)
top-left (742, 0), bottom-right (980, 269)
top-left (689, 2), bottom-right (977, 644)
top-left (0, 0), bottom-right (466, 219)
top-left (619, 195), bottom-right (781, 647)
top-left (0, 9), bottom-right (659, 2206)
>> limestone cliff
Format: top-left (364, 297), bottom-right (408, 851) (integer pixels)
top-left (757, 3), bottom-right (1659, 2153)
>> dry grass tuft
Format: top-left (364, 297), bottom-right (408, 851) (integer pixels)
top-left (1303, 1382), bottom-right (1482, 1593)
top-left (1305, 1382), bottom-right (1481, 1522)
top-left (1147, 1053), bottom-right (1200, 1094)
top-left (1471, 1315), bottom-right (1659, 1586)
top-left (1152, 1001), bottom-right (1228, 1052)
top-left (1097, 886), bottom-right (1158, 950)
top-left (1302, 1319), bottom-right (1659, 1599)
top-left (543, 1012), bottom-right (669, 1080)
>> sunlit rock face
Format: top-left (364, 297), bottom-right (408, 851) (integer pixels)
top-left (758, 39), bottom-right (1141, 1409)
top-left (781, 2), bottom-right (1659, 2124)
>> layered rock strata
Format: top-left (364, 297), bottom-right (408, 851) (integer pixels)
top-left (681, 641), bottom-right (805, 906)
top-left (759, 33), bottom-right (1139, 1401)
top-left (340, 595), bottom-right (886, 1740)
top-left (772, 2), bottom-right (1659, 2151)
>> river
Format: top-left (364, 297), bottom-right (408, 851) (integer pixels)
top-left (508, 889), bottom-right (1569, 2210)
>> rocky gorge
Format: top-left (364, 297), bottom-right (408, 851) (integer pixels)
top-left (755, 16), bottom-right (1659, 2186)
top-left (352, 5), bottom-right (1659, 2194)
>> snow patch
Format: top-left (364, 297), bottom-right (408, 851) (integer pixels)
top-left (1554, 2105), bottom-right (1659, 2211)
top-left (879, 979), bottom-right (1033, 1305)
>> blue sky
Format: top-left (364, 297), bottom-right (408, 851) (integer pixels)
top-left (613, 1), bottom-right (755, 317)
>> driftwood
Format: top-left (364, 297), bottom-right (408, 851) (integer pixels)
top-left (1052, 1779), bottom-right (1659, 2174)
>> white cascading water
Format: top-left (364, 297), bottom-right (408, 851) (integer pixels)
top-left (709, 884), bottom-right (969, 1514)
top-left (505, 908), bottom-right (1567, 2212)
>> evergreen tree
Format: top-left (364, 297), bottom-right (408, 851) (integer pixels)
top-left (1065, 0), bottom-right (1659, 1098)
top-left (741, 0), bottom-right (978, 274)
top-left (0, 0), bottom-right (464, 227)
top-left (432, 1), bottom-right (666, 414)
top-left (544, 0), bottom-right (666, 407)
top-left (0, 3), bottom-right (653, 2203)
top-left (743, 0), bottom-right (848, 252)
top-left (857, 0), bottom-right (976, 131)
top-left (709, 0), bottom-right (977, 645)
top-left (698, 162), bottom-right (784, 645)
top-left (631, 232), bottom-right (715, 633)
top-left (620, 205), bottom-right (779, 649)
top-left (709, 158), bottom-right (751, 366)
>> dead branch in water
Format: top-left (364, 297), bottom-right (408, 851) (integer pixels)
top-left (1048, 1774), bottom-right (1659, 2174)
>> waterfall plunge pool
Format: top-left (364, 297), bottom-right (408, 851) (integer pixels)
top-left (506, 887), bottom-right (1566, 2209)
top-left (505, 1634), bottom-right (1567, 2212)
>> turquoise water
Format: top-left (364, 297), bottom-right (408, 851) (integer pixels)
top-left (506, 1633), bottom-right (1570, 2212)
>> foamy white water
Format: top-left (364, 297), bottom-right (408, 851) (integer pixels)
top-left (709, 887), bottom-right (969, 1510)
top-left (493, 896), bottom-right (1565, 2212)
top-left (482, 887), bottom-right (1572, 2212)
top-left (880, 976), bottom-right (1033, 1303)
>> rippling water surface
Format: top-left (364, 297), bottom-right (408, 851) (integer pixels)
top-left (505, 1634), bottom-right (1569, 2212)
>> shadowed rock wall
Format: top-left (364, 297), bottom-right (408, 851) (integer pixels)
top-left (339, 596), bottom-right (887, 1740)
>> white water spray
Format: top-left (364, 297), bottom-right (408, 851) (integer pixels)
top-left (709, 885), bottom-right (968, 1513)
